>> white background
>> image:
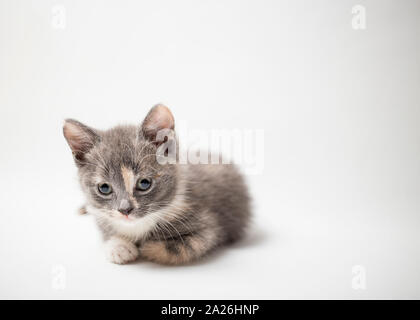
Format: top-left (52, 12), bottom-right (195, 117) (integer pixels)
top-left (1, 0), bottom-right (419, 299)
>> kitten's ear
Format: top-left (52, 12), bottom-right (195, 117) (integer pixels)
top-left (63, 119), bottom-right (100, 164)
top-left (140, 104), bottom-right (175, 144)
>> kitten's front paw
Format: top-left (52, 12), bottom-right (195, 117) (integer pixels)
top-left (105, 237), bottom-right (139, 264)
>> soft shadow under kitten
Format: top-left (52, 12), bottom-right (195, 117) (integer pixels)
top-left (63, 104), bottom-right (251, 265)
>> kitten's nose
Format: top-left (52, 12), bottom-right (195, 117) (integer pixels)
top-left (119, 207), bottom-right (133, 215)
top-left (118, 200), bottom-right (134, 216)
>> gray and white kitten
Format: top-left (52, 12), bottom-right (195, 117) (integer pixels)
top-left (63, 104), bottom-right (251, 265)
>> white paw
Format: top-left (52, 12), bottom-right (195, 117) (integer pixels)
top-left (105, 237), bottom-right (139, 264)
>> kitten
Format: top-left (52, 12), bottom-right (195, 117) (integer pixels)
top-left (63, 104), bottom-right (251, 265)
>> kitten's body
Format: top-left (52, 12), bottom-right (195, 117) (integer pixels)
top-left (64, 105), bottom-right (251, 265)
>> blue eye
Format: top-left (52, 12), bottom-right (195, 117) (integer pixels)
top-left (136, 178), bottom-right (152, 191)
top-left (98, 183), bottom-right (112, 195)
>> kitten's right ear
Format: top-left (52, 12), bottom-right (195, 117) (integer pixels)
top-left (140, 104), bottom-right (175, 144)
top-left (63, 119), bottom-right (100, 164)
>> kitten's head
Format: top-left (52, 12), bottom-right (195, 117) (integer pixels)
top-left (63, 104), bottom-right (178, 223)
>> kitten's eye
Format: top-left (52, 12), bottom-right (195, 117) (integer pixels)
top-left (98, 183), bottom-right (112, 195)
top-left (136, 178), bottom-right (152, 191)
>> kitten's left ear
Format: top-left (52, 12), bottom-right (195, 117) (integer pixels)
top-left (140, 104), bottom-right (175, 144)
top-left (63, 119), bottom-right (100, 164)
